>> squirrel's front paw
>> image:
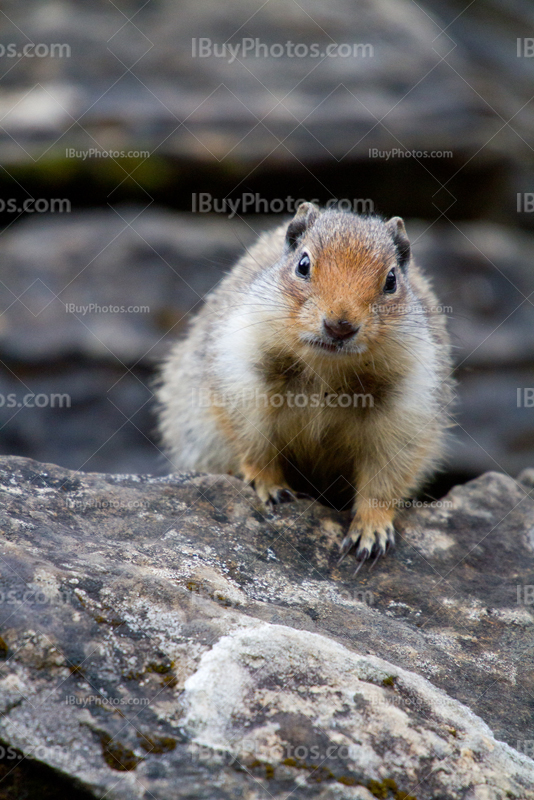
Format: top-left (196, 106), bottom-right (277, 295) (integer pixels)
top-left (241, 462), bottom-right (298, 507)
top-left (253, 481), bottom-right (297, 506)
top-left (338, 514), bottom-right (395, 574)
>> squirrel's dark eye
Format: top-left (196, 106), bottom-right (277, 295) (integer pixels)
top-left (384, 269), bottom-right (396, 293)
top-left (296, 253), bottom-right (311, 279)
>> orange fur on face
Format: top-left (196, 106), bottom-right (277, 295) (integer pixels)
top-left (282, 231), bottom-right (406, 356)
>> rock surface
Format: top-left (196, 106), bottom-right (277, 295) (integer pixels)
top-left (0, 455), bottom-right (533, 798)
top-left (0, 0), bottom-right (518, 166)
top-left (0, 209), bottom-right (260, 364)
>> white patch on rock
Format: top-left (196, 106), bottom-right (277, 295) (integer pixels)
top-left (8, 518), bottom-right (36, 530)
top-left (182, 622), bottom-right (534, 795)
top-left (401, 525), bottom-right (455, 556)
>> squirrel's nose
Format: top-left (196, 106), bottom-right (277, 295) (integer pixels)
top-left (323, 318), bottom-right (359, 342)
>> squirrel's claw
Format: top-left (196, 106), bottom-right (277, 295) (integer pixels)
top-left (337, 534), bottom-right (356, 565)
top-left (256, 483), bottom-right (313, 509)
top-left (369, 545), bottom-right (385, 571)
top-left (251, 476), bottom-right (298, 506)
top-left (338, 521), bottom-right (396, 575)
top-left (272, 488), bottom-right (296, 504)
top-left (267, 489), bottom-right (313, 507)
top-left (353, 557), bottom-right (368, 577)
top-left (262, 486), bottom-right (298, 506)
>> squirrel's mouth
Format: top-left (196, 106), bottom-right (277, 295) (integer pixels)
top-left (305, 336), bottom-right (367, 355)
top-left (308, 339), bottom-right (347, 354)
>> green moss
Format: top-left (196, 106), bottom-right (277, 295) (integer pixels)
top-left (367, 778), bottom-right (417, 800)
top-left (124, 670), bottom-right (143, 680)
top-left (147, 661), bottom-right (174, 674)
top-left (186, 581), bottom-right (232, 607)
top-left (257, 755), bottom-right (414, 795)
top-left (11, 154), bottom-right (172, 194)
top-left (382, 675), bottom-right (397, 687)
top-left (213, 593), bottom-right (232, 607)
top-left (137, 734), bottom-right (177, 754)
top-left (94, 614), bottom-right (125, 627)
top-left (100, 734), bottom-right (141, 772)
top-left (248, 759), bottom-right (275, 780)
top-left (91, 156), bottom-right (171, 191)
top-left (337, 776), bottom-right (357, 786)
top-left (368, 779), bottom-right (389, 799)
top-left (125, 661), bottom-right (177, 687)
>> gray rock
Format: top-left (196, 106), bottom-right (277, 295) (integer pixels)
top-left (0, 0), bottom-right (521, 165)
top-left (0, 455), bottom-right (533, 798)
top-left (0, 209), bottom-right (260, 364)
top-left (410, 221), bottom-right (534, 369)
top-left (407, 220), bottom-right (534, 480)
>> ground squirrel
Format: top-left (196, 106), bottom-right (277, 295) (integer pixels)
top-left (157, 203), bottom-right (453, 572)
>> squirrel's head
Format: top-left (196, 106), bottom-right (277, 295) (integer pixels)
top-left (277, 202), bottom-right (413, 360)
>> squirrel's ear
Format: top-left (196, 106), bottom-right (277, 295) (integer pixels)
top-left (286, 202), bottom-right (320, 249)
top-left (385, 216), bottom-right (410, 271)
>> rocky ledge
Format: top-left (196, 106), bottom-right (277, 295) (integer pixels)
top-left (0, 456), bottom-right (533, 799)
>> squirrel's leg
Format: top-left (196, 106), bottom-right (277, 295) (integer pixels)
top-left (339, 490), bottom-right (396, 568)
top-left (240, 456), bottom-right (298, 506)
top-left (339, 438), bottom-right (433, 569)
top-left (212, 402), bottom-right (298, 506)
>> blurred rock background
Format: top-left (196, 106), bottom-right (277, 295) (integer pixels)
top-left (0, 0), bottom-right (533, 495)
